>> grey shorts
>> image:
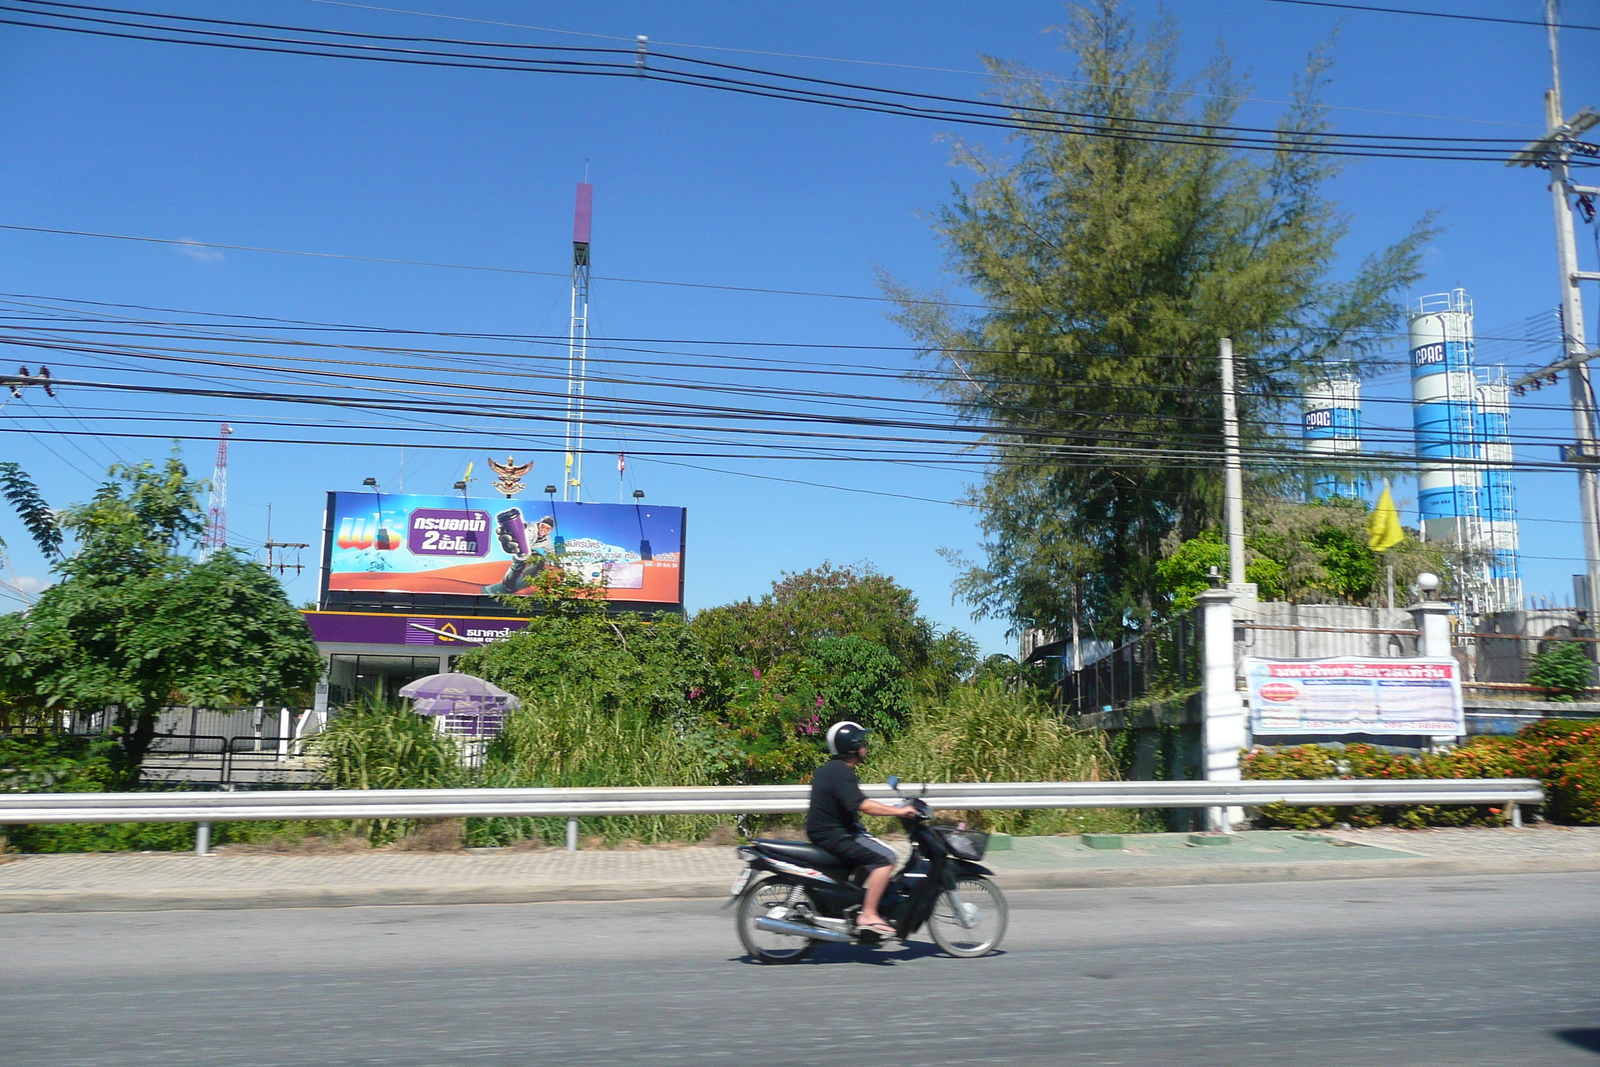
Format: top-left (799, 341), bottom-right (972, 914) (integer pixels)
top-left (815, 830), bottom-right (896, 872)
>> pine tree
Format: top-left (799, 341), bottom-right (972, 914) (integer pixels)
top-left (887, 1), bottom-right (1431, 636)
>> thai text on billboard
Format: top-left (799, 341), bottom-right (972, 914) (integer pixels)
top-left (323, 492), bottom-right (685, 605)
top-left (1244, 656), bottom-right (1463, 736)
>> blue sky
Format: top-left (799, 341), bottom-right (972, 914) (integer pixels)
top-left (0, 0), bottom-right (1595, 652)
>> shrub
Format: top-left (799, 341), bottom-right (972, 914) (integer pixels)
top-left (310, 698), bottom-right (461, 843)
top-left (472, 686), bottom-right (726, 846)
top-left (861, 683), bottom-right (1153, 836)
top-left (1528, 642), bottom-right (1593, 701)
top-left (1244, 720), bottom-right (1600, 828)
top-left (0, 734), bottom-right (332, 853)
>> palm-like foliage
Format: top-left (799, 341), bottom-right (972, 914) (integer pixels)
top-left (0, 461), bottom-right (60, 557)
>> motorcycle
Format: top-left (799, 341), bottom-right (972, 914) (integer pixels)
top-left (730, 776), bottom-right (1008, 963)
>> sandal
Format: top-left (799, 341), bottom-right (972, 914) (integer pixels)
top-left (858, 920), bottom-right (895, 938)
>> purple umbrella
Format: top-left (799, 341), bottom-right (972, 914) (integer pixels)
top-left (399, 673), bottom-right (521, 737)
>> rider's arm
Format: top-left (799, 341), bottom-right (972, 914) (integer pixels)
top-left (857, 797), bottom-right (916, 818)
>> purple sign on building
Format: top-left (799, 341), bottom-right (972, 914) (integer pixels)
top-left (406, 508), bottom-right (491, 557)
top-left (303, 611), bottom-right (527, 648)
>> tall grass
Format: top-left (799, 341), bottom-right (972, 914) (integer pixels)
top-left (473, 686), bottom-right (722, 846)
top-left (311, 698), bottom-right (461, 843)
top-left (863, 683), bottom-right (1156, 836)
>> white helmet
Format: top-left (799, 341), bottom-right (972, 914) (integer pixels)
top-left (825, 720), bottom-right (869, 756)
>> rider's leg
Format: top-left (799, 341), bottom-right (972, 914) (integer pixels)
top-left (859, 864), bottom-right (893, 926)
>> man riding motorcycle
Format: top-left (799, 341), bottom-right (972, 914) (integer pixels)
top-left (805, 721), bottom-right (917, 938)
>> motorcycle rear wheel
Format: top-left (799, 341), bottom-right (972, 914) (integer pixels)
top-left (928, 876), bottom-right (1007, 957)
top-left (736, 876), bottom-right (818, 964)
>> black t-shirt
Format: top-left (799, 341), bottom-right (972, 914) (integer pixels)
top-left (806, 757), bottom-right (867, 840)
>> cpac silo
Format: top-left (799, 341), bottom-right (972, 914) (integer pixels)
top-left (1302, 371), bottom-right (1362, 499)
top-left (1409, 289), bottom-right (1481, 543)
top-left (1474, 367), bottom-right (1522, 611)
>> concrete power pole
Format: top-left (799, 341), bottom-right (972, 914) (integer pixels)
top-left (1510, 1), bottom-right (1600, 612)
top-left (1219, 337), bottom-right (1251, 596)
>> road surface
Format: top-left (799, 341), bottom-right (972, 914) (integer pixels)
top-left (4, 872), bottom-right (1596, 1065)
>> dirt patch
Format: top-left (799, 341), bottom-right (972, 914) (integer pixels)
top-left (387, 819), bottom-right (467, 853)
top-left (506, 834), bottom-right (548, 852)
top-left (694, 823), bottom-right (740, 847)
top-left (215, 834), bottom-right (370, 856)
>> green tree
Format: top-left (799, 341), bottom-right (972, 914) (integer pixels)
top-left (0, 461), bottom-right (62, 558)
top-left (692, 562), bottom-right (940, 671)
top-left (887, 2), bottom-right (1432, 636)
top-left (808, 636), bottom-right (913, 733)
top-left (1156, 499), bottom-right (1449, 609)
top-left (1529, 642), bottom-right (1593, 702)
top-left (1, 457), bottom-right (322, 779)
top-left (457, 608), bottom-right (713, 723)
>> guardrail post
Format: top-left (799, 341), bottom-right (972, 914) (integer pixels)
top-left (1198, 582), bottom-right (1244, 832)
top-left (1508, 801), bottom-right (1521, 828)
top-left (195, 821), bottom-right (212, 857)
top-left (566, 816), bottom-right (579, 851)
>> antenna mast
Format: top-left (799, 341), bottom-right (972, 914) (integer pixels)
top-left (203, 424), bottom-right (232, 556)
top-left (564, 181), bottom-right (593, 502)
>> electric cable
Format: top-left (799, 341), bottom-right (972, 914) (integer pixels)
top-left (0, 1), bottom-right (1559, 162)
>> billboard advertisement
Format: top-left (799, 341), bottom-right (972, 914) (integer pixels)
top-left (322, 492), bottom-right (684, 606)
top-left (1244, 656), bottom-right (1463, 736)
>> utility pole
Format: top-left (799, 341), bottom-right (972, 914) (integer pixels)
top-left (261, 504), bottom-right (307, 576)
top-left (1219, 338), bottom-right (1248, 591)
top-left (1510, 1), bottom-right (1600, 612)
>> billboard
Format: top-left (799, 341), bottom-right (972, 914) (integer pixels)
top-left (322, 492), bottom-right (684, 606)
top-left (1244, 656), bottom-right (1463, 736)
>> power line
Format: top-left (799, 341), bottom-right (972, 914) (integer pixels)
top-left (292, 0), bottom-right (1545, 130)
top-left (0, 223), bottom-right (986, 309)
top-left (1253, 0), bottom-right (1600, 33)
top-left (0, 313), bottom-right (1576, 424)
top-left (0, 1), bottom-right (1556, 162)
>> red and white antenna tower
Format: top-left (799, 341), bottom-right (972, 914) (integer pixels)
top-left (203, 424), bottom-right (232, 556)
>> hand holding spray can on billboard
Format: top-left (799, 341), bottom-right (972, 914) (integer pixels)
top-left (484, 508), bottom-right (537, 594)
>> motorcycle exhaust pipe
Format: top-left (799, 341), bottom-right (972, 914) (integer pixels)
top-left (754, 916), bottom-right (854, 943)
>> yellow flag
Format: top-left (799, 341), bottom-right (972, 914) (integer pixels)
top-left (1367, 481), bottom-right (1404, 552)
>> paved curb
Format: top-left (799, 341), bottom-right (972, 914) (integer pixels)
top-left (2, 853), bottom-right (1597, 912)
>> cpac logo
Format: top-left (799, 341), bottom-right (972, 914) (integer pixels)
top-left (1304, 408), bottom-right (1334, 429)
top-left (1412, 342), bottom-right (1446, 367)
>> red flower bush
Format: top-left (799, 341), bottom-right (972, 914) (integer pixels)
top-left (1242, 720), bottom-right (1600, 829)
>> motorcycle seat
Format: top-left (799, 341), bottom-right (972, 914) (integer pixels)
top-left (752, 839), bottom-right (847, 870)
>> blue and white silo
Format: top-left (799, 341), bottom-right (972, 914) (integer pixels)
top-left (1409, 289), bottom-right (1481, 540)
top-left (1407, 289), bottom-right (1521, 614)
top-left (1302, 372), bottom-right (1362, 499)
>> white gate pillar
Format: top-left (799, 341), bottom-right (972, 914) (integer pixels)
top-left (1408, 573), bottom-right (1452, 659)
top-left (1408, 572), bottom-right (1459, 747)
top-left (1198, 581), bottom-right (1245, 832)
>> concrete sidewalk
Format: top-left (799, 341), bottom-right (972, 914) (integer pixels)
top-left (1, 826), bottom-right (1597, 912)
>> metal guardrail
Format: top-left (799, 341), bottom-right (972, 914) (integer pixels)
top-left (0, 778), bottom-right (1543, 854)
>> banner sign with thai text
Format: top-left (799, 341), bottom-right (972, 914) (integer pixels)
top-left (322, 492), bottom-right (685, 606)
top-left (1243, 656), bottom-right (1463, 736)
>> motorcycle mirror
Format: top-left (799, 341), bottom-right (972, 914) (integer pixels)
top-left (887, 775), bottom-right (900, 790)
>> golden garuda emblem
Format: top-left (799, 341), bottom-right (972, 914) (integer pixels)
top-left (486, 455), bottom-right (534, 498)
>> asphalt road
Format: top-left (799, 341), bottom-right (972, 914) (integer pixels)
top-left (3, 872), bottom-right (1597, 1066)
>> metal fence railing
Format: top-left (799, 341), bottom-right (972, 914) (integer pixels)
top-left (0, 778), bottom-right (1543, 855)
top-left (1058, 616), bottom-right (1199, 714)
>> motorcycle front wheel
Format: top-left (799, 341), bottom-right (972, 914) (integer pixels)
top-left (928, 876), bottom-right (1007, 957)
top-left (736, 876), bottom-right (818, 964)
